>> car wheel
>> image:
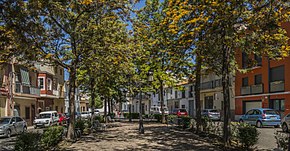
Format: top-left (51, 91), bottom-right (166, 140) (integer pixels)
top-left (6, 129), bottom-right (11, 138)
top-left (282, 123), bottom-right (288, 132)
top-left (256, 121), bottom-right (262, 128)
top-left (239, 119), bottom-right (244, 123)
top-left (34, 126), bottom-right (37, 129)
top-left (23, 126), bottom-right (27, 132)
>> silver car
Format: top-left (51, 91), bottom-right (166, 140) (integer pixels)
top-left (201, 109), bottom-right (221, 121)
top-left (282, 113), bottom-right (290, 132)
top-left (0, 116), bottom-right (27, 138)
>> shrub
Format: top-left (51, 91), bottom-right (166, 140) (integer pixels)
top-left (181, 116), bottom-right (192, 129)
top-left (237, 123), bottom-right (259, 149)
top-left (41, 126), bottom-right (64, 149)
top-left (274, 131), bottom-right (288, 150)
top-left (75, 119), bottom-right (85, 132)
top-left (94, 115), bottom-right (104, 123)
top-left (153, 114), bottom-right (162, 122)
top-left (123, 113), bottom-right (139, 119)
top-left (167, 115), bottom-right (178, 124)
top-left (15, 132), bottom-right (42, 151)
top-left (84, 120), bottom-right (92, 129)
top-left (108, 113), bottom-right (116, 118)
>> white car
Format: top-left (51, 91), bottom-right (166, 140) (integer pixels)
top-left (81, 112), bottom-right (91, 119)
top-left (282, 113), bottom-right (290, 132)
top-left (33, 111), bottom-right (59, 129)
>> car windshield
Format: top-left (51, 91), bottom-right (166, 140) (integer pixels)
top-left (0, 118), bottom-right (11, 124)
top-left (180, 109), bottom-right (187, 112)
top-left (264, 110), bottom-right (279, 115)
top-left (38, 113), bottom-right (51, 119)
top-left (209, 110), bottom-right (218, 112)
top-left (164, 108), bottom-right (168, 111)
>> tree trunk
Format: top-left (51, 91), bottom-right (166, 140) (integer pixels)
top-left (222, 46), bottom-right (231, 146)
top-left (67, 67), bottom-right (76, 140)
top-left (104, 97), bottom-right (107, 123)
top-left (194, 53), bottom-right (202, 133)
top-left (159, 79), bottom-right (166, 124)
top-left (108, 99), bottom-right (111, 114)
top-left (139, 87), bottom-right (144, 134)
top-left (90, 77), bottom-right (95, 125)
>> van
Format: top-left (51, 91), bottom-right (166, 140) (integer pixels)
top-left (150, 106), bottom-right (169, 115)
top-left (33, 111), bottom-right (59, 129)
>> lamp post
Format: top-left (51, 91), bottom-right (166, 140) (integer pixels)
top-left (138, 70), bottom-right (153, 134)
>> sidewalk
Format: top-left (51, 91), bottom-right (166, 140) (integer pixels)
top-left (61, 122), bottom-right (222, 151)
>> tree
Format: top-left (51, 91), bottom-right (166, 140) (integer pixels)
top-left (134, 0), bottom-right (189, 124)
top-left (164, 0), bottom-right (290, 146)
top-left (1, 0), bottom-right (133, 140)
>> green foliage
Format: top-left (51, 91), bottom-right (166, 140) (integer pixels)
top-left (180, 116), bottom-right (192, 129)
top-left (108, 113), bottom-right (116, 118)
top-left (15, 132), bottom-right (42, 151)
top-left (167, 115), bottom-right (178, 124)
top-left (274, 131), bottom-right (288, 150)
top-left (84, 120), bottom-right (92, 129)
top-left (94, 115), bottom-right (104, 123)
top-left (237, 123), bottom-right (259, 149)
top-left (41, 126), bottom-right (64, 149)
top-left (123, 113), bottom-right (139, 119)
top-left (153, 114), bottom-right (162, 122)
top-left (75, 119), bottom-right (85, 132)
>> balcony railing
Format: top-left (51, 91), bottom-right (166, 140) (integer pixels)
top-left (15, 83), bottom-right (40, 96)
top-left (251, 84), bottom-right (263, 94)
top-left (241, 86), bottom-right (251, 95)
top-left (270, 81), bottom-right (284, 92)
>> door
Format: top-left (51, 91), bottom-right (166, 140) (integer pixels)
top-left (205, 96), bottom-right (214, 109)
top-left (243, 109), bottom-right (254, 124)
top-left (249, 109), bottom-right (261, 125)
top-left (244, 101), bottom-right (262, 114)
top-left (16, 117), bottom-right (24, 133)
top-left (9, 117), bottom-right (17, 135)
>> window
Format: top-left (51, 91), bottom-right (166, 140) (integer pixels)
top-left (205, 96), bottom-right (214, 109)
top-left (16, 117), bottom-right (23, 122)
top-left (38, 78), bottom-right (44, 90)
top-left (246, 110), bottom-right (254, 115)
top-left (25, 107), bottom-right (30, 119)
top-left (175, 91), bottom-right (178, 99)
top-left (182, 90), bottom-right (185, 98)
top-left (242, 77), bottom-right (248, 87)
top-left (170, 89), bottom-right (172, 95)
top-left (270, 65), bottom-right (284, 82)
top-left (270, 99), bottom-right (285, 111)
top-left (189, 86), bottom-right (193, 97)
top-left (55, 106), bottom-right (58, 112)
top-left (47, 78), bottom-right (52, 90)
top-left (60, 69), bottom-right (63, 75)
top-left (242, 52), bottom-right (248, 68)
top-left (254, 55), bottom-right (262, 66)
top-left (181, 105), bottom-right (185, 108)
top-left (255, 74), bottom-right (262, 85)
top-left (54, 66), bottom-right (58, 74)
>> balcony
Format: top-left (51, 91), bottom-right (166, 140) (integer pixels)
top-left (251, 84), bottom-right (263, 94)
top-left (241, 86), bottom-right (251, 95)
top-left (15, 83), bottom-right (40, 96)
top-left (270, 81), bottom-right (284, 92)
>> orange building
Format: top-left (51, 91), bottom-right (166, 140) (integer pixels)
top-left (235, 22), bottom-right (290, 118)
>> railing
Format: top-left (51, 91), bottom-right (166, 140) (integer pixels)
top-left (251, 84), bottom-right (263, 94)
top-left (270, 81), bottom-right (284, 92)
top-left (15, 83), bottom-right (40, 96)
top-left (241, 86), bottom-right (251, 95)
top-left (201, 79), bottom-right (222, 90)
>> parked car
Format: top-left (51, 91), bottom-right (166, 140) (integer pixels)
top-left (150, 106), bottom-right (169, 115)
top-left (171, 108), bottom-right (188, 117)
top-left (239, 108), bottom-right (281, 128)
top-left (64, 112), bottom-right (81, 120)
top-left (201, 109), bottom-right (221, 121)
top-left (81, 111), bottom-right (91, 119)
top-left (58, 113), bottom-right (67, 125)
top-left (33, 111), bottom-right (59, 129)
top-left (0, 116), bottom-right (27, 138)
top-left (282, 113), bottom-right (290, 132)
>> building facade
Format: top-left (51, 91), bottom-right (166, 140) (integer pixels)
top-left (35, 63), bottom-right (65, 114)
top-left (235, 22), bottom-right (290, 118)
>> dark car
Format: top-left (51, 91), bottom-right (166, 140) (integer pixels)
top-left (201, 109), bottom-right (221, 121)
top-left (171, 108), bottom-right (188, 117)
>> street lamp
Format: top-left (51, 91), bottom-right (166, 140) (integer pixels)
top-left (138, 70), bottom-right (153, 134)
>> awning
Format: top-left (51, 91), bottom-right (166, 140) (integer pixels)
top-left (20, 68), bottom-right (30, 86)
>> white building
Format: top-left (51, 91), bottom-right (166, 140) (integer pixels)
top-left (64, 81), bottom-right (81, 113)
